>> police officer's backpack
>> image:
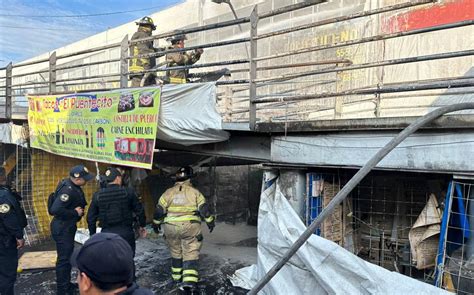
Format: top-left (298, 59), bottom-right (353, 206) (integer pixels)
top-left (47, 180), bottom-right (67, 215)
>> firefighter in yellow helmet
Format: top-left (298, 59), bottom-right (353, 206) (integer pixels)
top-left (129, 16), bottom-right (157, 87)
top-left (165, 34), bottom-right (203, 84)
top-left (153, 166), bottom-right (215, 291)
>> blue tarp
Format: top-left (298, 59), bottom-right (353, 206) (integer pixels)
top-left (434, 181), bottom-right (471, 286)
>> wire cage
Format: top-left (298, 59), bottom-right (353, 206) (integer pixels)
top-left (305, 170), bottom-right (474, 294)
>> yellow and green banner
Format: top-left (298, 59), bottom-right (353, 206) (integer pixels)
top-left (27, 87), bottom-right (161, 169)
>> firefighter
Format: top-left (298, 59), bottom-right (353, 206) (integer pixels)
top-left (153, 166), bottom-right (215, 291)
top-left (129, 16), bottom-right (157, 87)
top-left (50, 165), bottom-right (92, 295)
top-left (0, 167), bottom-right (27, 295)
top-left (87, 167), bottom-right (146, 256)
top-left (165, 34), bottom-right (203, 84)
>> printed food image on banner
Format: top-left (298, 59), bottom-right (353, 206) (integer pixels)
top-left (114, 138), bottom-right (154, 164)
top-left (139, 91), bottom-right (154, 107)
top-left (27, 88), bottom-right (161, 169)
top-left (118, 92), bottom-right (135, 112)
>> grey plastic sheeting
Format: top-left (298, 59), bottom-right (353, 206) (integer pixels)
top-left (157, 82), bottom-right (229, 146)
top-left (230, 175), bottom-right (449, 295)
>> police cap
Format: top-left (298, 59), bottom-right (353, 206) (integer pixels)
top-left (72, 233), bottom-right (134, 285)
top-left (103, 167), bottom-right (122, 183)
top-left (70, 165), bottom-right (94, 181)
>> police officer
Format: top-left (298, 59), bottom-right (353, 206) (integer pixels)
top-left (0, 167), bottom-right (27, 295)
top-left (165, 34), bottom-right (203, 84)
top-left (73, 233), bottom-right (153, 295)
top-left (50, 165), bottom-right (92, 295)
top-left (153, 166), bottom-right (215, 291)
top-left (87, 167), bottom-right (146, 256)
top-left (129, 16), bottom-right (157, 87)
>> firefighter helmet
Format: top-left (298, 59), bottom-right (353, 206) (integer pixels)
top-left (136, 16), bottom-right (156, 30)
top-left (166, 34), bottom-right (187, 44)
top-left (176, 166), bottom-right (193, 181)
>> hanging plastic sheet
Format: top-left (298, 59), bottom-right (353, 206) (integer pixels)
top-left (157, 82), bottom-right (229, 146)
top-left (230, 176), bottom-right (449, 294)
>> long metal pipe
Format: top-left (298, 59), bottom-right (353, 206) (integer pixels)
top-left (131, 38), bottom-right (251, 60)
top-left (11, 81), bottom-right (50, 88)
top-left (129, 0), bottom-right (327, 45)
top-left (254, 78), bottom-right (474, 104)
top-left (248, 102), bottom-right (474, 294)
top-left (232, 79), bottom-right (336, 94)
top-left (11, 58), bottom-right (50, 69)
top-left (29, 87), bottom-right (113, 96)
top-left (56, 79), bottom-right (120, 88)
top-left (56, 42), bottom-right (121, 60)
top-left (215, 79), bottom-right (249, 85)
top-left (255, 49), bottom-right (474, 83)
top-left (256, 19), bottom-right (474, 62)
top-left (126, 59), bottom-right (248, 75)
top-left (256, 0), bottom-right (433, 40)
top-left (9, 43), bottom-right (120, 70)
top-left (231, 59), bottom-right (351, 73)
top-left (11, 86), bottom-right (49, 91)
top-left (12, 69), bottom-right (49, 78)
top-left (56, 58), bottom-right (121, 71)
top-left (55, 73), bottom-right (120, 83)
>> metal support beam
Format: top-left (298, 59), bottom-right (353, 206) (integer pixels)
top-left (48, 52), bottom-right (56, 94)
top-left (5, 63), bottom-right (12, 119)
top-left (120, 35), bottom-right (129, 88)
top-left (255, 114), bottom-right (474, 133)
top-left (154, 134), bottom-right (271, 163)
top-left (249, 5), bottom-right (258, 131)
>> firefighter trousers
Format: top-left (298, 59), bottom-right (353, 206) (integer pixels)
top-left (163, 222), bottom-right (202, 284)
top-left (163, 221), bottom-right (202, 261)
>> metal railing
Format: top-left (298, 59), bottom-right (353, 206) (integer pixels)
top-left (0, 0), bottom-right (472, 130)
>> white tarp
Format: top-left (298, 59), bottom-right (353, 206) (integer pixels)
top-left (0, 123), bottom-right (27, 147)
top-left (230, 176), bottom-right (449, 295)
top-left (157, 82), bottom-right (229, 146)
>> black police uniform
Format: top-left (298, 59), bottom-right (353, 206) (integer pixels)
top-left (50, 178), bottom-right (87, 294)
top-left (87, 184), bottom-right (145, 256)
top-left (0, 185), bottom-right (27, 295)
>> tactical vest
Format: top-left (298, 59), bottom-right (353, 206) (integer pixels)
top-left (97, 186), bottom-right (132, 228)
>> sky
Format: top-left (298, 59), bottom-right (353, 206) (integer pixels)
top-left (0, 0), bottom-right (183, 65)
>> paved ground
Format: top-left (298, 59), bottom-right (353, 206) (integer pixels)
top-left (15, 222), bottom-right (257, 294)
